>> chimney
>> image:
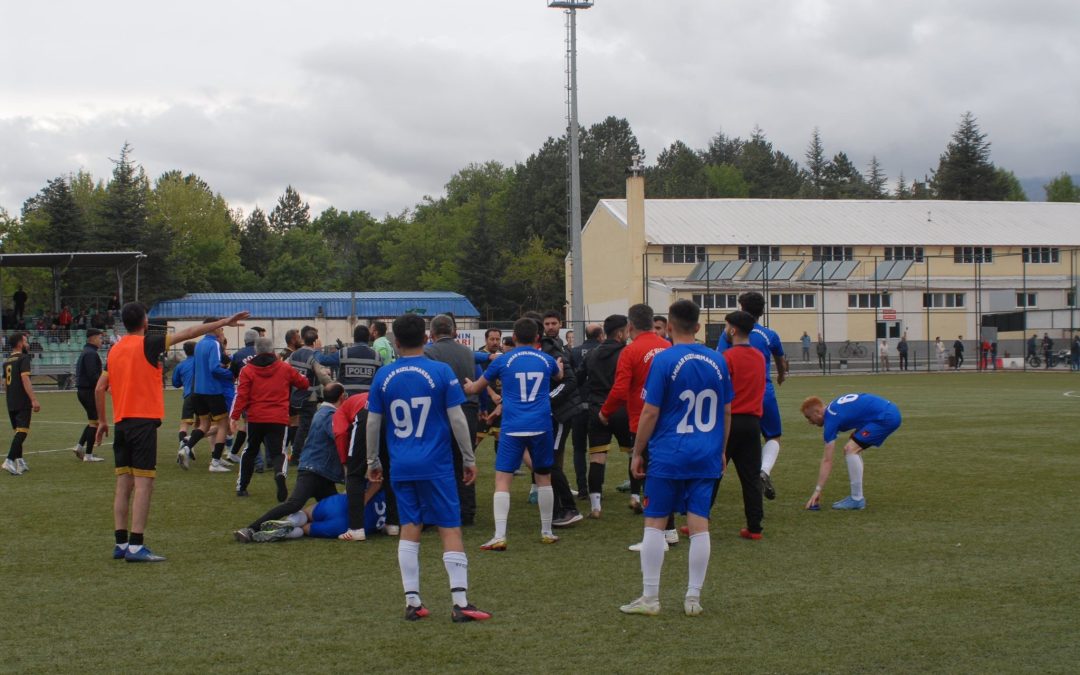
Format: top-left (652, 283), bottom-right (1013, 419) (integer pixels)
top-left (627, 154), bottom-right (646, 305)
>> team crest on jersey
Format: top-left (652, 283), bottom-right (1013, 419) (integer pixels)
top-left (861, 430), bottom-right (870, 437)
top-left (643, 348), bottom-right (665, 364)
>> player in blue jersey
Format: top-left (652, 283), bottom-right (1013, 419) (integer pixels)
top-left (365, 314), bottom-right (491, 623)
top-left (242, 491), bottom-right (388, 542)
top-left (621, 300), bottom-right (733, 617)
top-left (464, 317), bottom-right (564, 550)
top-left (801, 393), bottom-right (903, 511)
top-left (715, 291), bottom-right (787, 500)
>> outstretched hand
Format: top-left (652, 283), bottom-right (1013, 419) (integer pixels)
top-left (226, 311), bottom-right (250, 326)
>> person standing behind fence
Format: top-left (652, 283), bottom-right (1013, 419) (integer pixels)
top-left (816, 334), bottom-right (827, 371)
top-left (878, 339), bottom-right (890, 371)
top-left (1071, 334), bottom-right (1080, 371)
top-left (73, 328), bottom-right (105, 463)
top-left (801, 331), bottom-right (811, 363)
top-left (1042, 333), bottom-right (1053, 369)
top-left (897, 335), bottom-right (909, 371)
top-left (953, 336), bottom-right (965, 369)
top-left (935, 337), bottom-right (946, 370)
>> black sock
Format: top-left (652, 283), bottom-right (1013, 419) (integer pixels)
top-left (587, 462), bottom-right (605, 494)
top-left (85, 426), bottom-right (96, 455)
top-left (233, 430), bottom-right (247, 455)
top-left (129, 532), bottom-right (144, 547)
top-left (8, 431), bottom-right (26, 461)
top-left (78, 426), bottom-right (91, 447)
top-left (115, 529), bottom-right (129, 545)
top-left (213, 442), bottom-right (226, 460)
top-left (187, 429), bottom-right (205, 448)
top-left (178, 431), bottom-right (187, 443)
top-left (286, 426), bottom-right (297, 449)
top-left (666, 514), bottom-right (676, 531)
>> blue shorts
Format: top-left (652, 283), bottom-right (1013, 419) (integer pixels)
top-left (761, 385), bottom-right (782, 440)
top-left (495, 432), bottom-right (554, 473)
top-left (309, 493), bottom-right (349, 538)
top-left (852, 409), bottom-right (902, 448)
top-left (643, 476), bottom-right (716, 519)
top-left (391, 474), bottom-right (461, 528)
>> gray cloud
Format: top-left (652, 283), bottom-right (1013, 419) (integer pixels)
top-left (1, 0), bottom-right (1077, 217)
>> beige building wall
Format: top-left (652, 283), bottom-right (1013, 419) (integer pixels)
top-left (580, 204), bottom-right (632, 322)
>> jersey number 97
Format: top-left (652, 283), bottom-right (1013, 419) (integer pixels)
top-left (390, 397), bottom-right (432, 438)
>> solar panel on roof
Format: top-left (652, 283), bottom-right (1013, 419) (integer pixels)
top-left (739, 259), bottom-right (801, 281)
top-left (684, 260), bottom-right (744, 282)
top-left (799, 260), bottom-right (860, 281)
top-left (872, 260), bottom-right (915, 281)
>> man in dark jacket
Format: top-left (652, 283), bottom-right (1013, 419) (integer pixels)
top-left (230, 337), bottom-right (310, 499)
top-left (73, 328), bottom-right (105, 462)
top-left (582, 315), bottom-right (631, 519)
top-left (570, 323), bottom-right (603, 497)
top-left (424, 314), bottom-right (480, 526)
top-left (537, 311), bottom-right (584, 527)
top-left (234, 383), bottom-right (345, 541)
top-left (337, 324), bottom-right (381, 396)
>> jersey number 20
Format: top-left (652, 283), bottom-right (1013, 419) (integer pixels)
top-left (676, 389), bottom-right (718, 433)
top-left (390, 397), bottom-right (432, 438)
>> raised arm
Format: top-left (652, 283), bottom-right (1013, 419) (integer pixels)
top-left (170, 312), bottom-right (250, 345)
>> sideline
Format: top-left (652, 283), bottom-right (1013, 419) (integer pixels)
top-left (25, 442), bottom-right (114, 456)
top-left (1065, 391), bottom-right (1079, 398)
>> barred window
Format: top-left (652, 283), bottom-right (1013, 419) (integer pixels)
top-left (769, 293), bottom-right (815, 309)
top-left (737, 245), bottom-right (781, 262)
top-left (847, 293), bottom-right (892, 309)
top-left (812, 246), bottom-right (853, 262)
top-left (953, 247), bottom-right (993, 264)
top-left (922, 292), bottom-right (966, 308)
top-left (883, 246), bottom-right (924, 262)
top-left (692, 293), bottom-right (739, 310)
top-left (662, 245), bottom-right (706, 264)
top-left (1022, 247), bottom-right (1059, 264)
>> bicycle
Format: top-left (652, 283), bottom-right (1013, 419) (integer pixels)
top-left (839, 340), bottom-right (868, 358)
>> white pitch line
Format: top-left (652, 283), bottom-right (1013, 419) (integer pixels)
top-left (1065, 391), bottom-right (1078, 398)
top-left (24, 442), bottom-right (114, 456)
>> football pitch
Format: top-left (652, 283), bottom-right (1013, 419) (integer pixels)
top-left (3, 373), bottom-right (1079, 673)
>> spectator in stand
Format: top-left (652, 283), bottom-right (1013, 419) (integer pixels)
top-left (75, 308), bottom-right (89, 330)
top-left (58, 306), bottom-right (73, 336)
top-left (91, 312), bottom-right (108, 330)
top-left (107, 294), bottom-right (121, 312)
top-left (12, 286), bottom-right (27, 322)
top-left (897, 335), bottom-right (909, 371)
top-left (953, 336), bottom-right (965, 369)
top-left (801, 331), bottom-right (812, 362)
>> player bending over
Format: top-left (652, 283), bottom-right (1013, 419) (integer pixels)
top-left (801, 393), bottom-right (903, 511)
top-left (367, 314), bottom-right (490, 623)
top-left (620, 300), bottom-right (732, 617)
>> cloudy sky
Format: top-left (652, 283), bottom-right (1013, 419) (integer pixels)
top-left (1, 0), bottom-right (1077, 217)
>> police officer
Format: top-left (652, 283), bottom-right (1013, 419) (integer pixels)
top-left (337, 325), bottom-right (382, 396)
top-left (287, 327), bottom-right (337, 464)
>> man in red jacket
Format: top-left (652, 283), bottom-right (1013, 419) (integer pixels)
top-left (333, 392), bottom-right (395, 541)
top-left (231, 337), bottom-right (309, 500)
top-left (598, 304), bottom-right (675, 547)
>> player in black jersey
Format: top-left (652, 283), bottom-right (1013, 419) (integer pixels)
top-left (4, 332), bottom-right (40, 476)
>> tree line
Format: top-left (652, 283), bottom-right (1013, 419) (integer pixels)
top-left (1, 112), bottom-right (1077, 320)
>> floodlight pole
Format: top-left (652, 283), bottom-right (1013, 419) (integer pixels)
top-left (551, 0), bottom-right (592, 338)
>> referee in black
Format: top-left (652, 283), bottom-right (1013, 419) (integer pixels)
top-left (74, 328), bottom-right (106, 462)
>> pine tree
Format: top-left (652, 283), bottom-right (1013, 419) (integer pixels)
top-left (268, 185), bottom-right (310, 234)
top-left (866, 156), bottom-right (888, 199)
top-left (803, 128), bottom-right (827, 198)
top-left (1044, 173), bottom-right (1080, 202)
top-left (930, 112), bottom-right (1008, 200)
top-left (821, 152), bottom-right (865, 199)
top-left (239, 207), bottom-right (273, 280)
top-left (894, 172), bottom-right (911, 199)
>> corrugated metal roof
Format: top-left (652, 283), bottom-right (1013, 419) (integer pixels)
top-left (595, 199), bottom-right (1080, 246)
top-left (149, 292), bottom-right (479, 319)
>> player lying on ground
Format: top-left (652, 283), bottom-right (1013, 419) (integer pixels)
top-left (245, 490), bottom-right (387, 542)
top-left (801, 393), bottom-right (903, 511)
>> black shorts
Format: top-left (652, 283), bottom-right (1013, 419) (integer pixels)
top-left (289, 406), bottom-right (302, 418)
top-left (181, 395), bottom-right (196, 423)
top-left (77, 389), bottom-right (98, 423)
top-left (587, 407), bottom-right (632, 454)
top-left (114, 418), bottom-right (161, 478)
top-left (192, 393), bottom-right (228, 421)
top-left (8, 407), bottom-right (31, 433)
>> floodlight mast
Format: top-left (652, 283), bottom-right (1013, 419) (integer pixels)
top-left (549, 0), bottom-right (592, 339)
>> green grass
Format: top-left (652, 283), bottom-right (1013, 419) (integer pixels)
top-left (3, 373), bottom-right (1079, 673)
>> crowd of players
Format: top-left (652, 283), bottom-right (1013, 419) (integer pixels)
top-left (3, 293), bottom-right (904, 621)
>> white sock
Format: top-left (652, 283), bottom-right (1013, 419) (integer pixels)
top-left (687, 532), bottom-right (710, 598)
top-left (286, 527), bottom-right (304, 539)
top-left (443, 551), bottom-right (469, 608)
top-left (493, 491), bottom-right (510, 539)
top-left (398, 540), bottom-right (422, 606)
top-left (761, 439), bottom-right (780, 475)
top-left (846, 452), bottom-right (865, 500)
top-left (529, 483), bottom-right (538, 496)
top-left (589, 493), bottom-right (602, 512)
top-left (640, 527), bottom-right (665, 598)
top-left (286, 511), bottom-right (308, 527)
top-left (537, 485), bottom-right (554, 535)
top-left (127, 544), bottom-right (143, 553)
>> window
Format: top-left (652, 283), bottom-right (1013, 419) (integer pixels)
top-left (1069, 290), bottom-right (1077, 308)
top-left (1016, 293), bottom-right (1037, 308)
top-left (662, 245), bottom-right (706, 264)
top-left (922, 292), bottom-right (966, 308)
top-left (883, 246), bottom-right (924, 262)
top-left (691, 293), bottom-right (739, 310)
top-left (1022, 247), bottom-right (1060, 264)
top-left (847, 293), bottom-right (892, 309)
top-left (737, 245), bottom-right (780, 262)
top-left (770, 293), bottom-right (815, 310)
top-left (812, 246), bottom-right (853, 262)
top-left (953, 246), bottom-right (993, 264)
